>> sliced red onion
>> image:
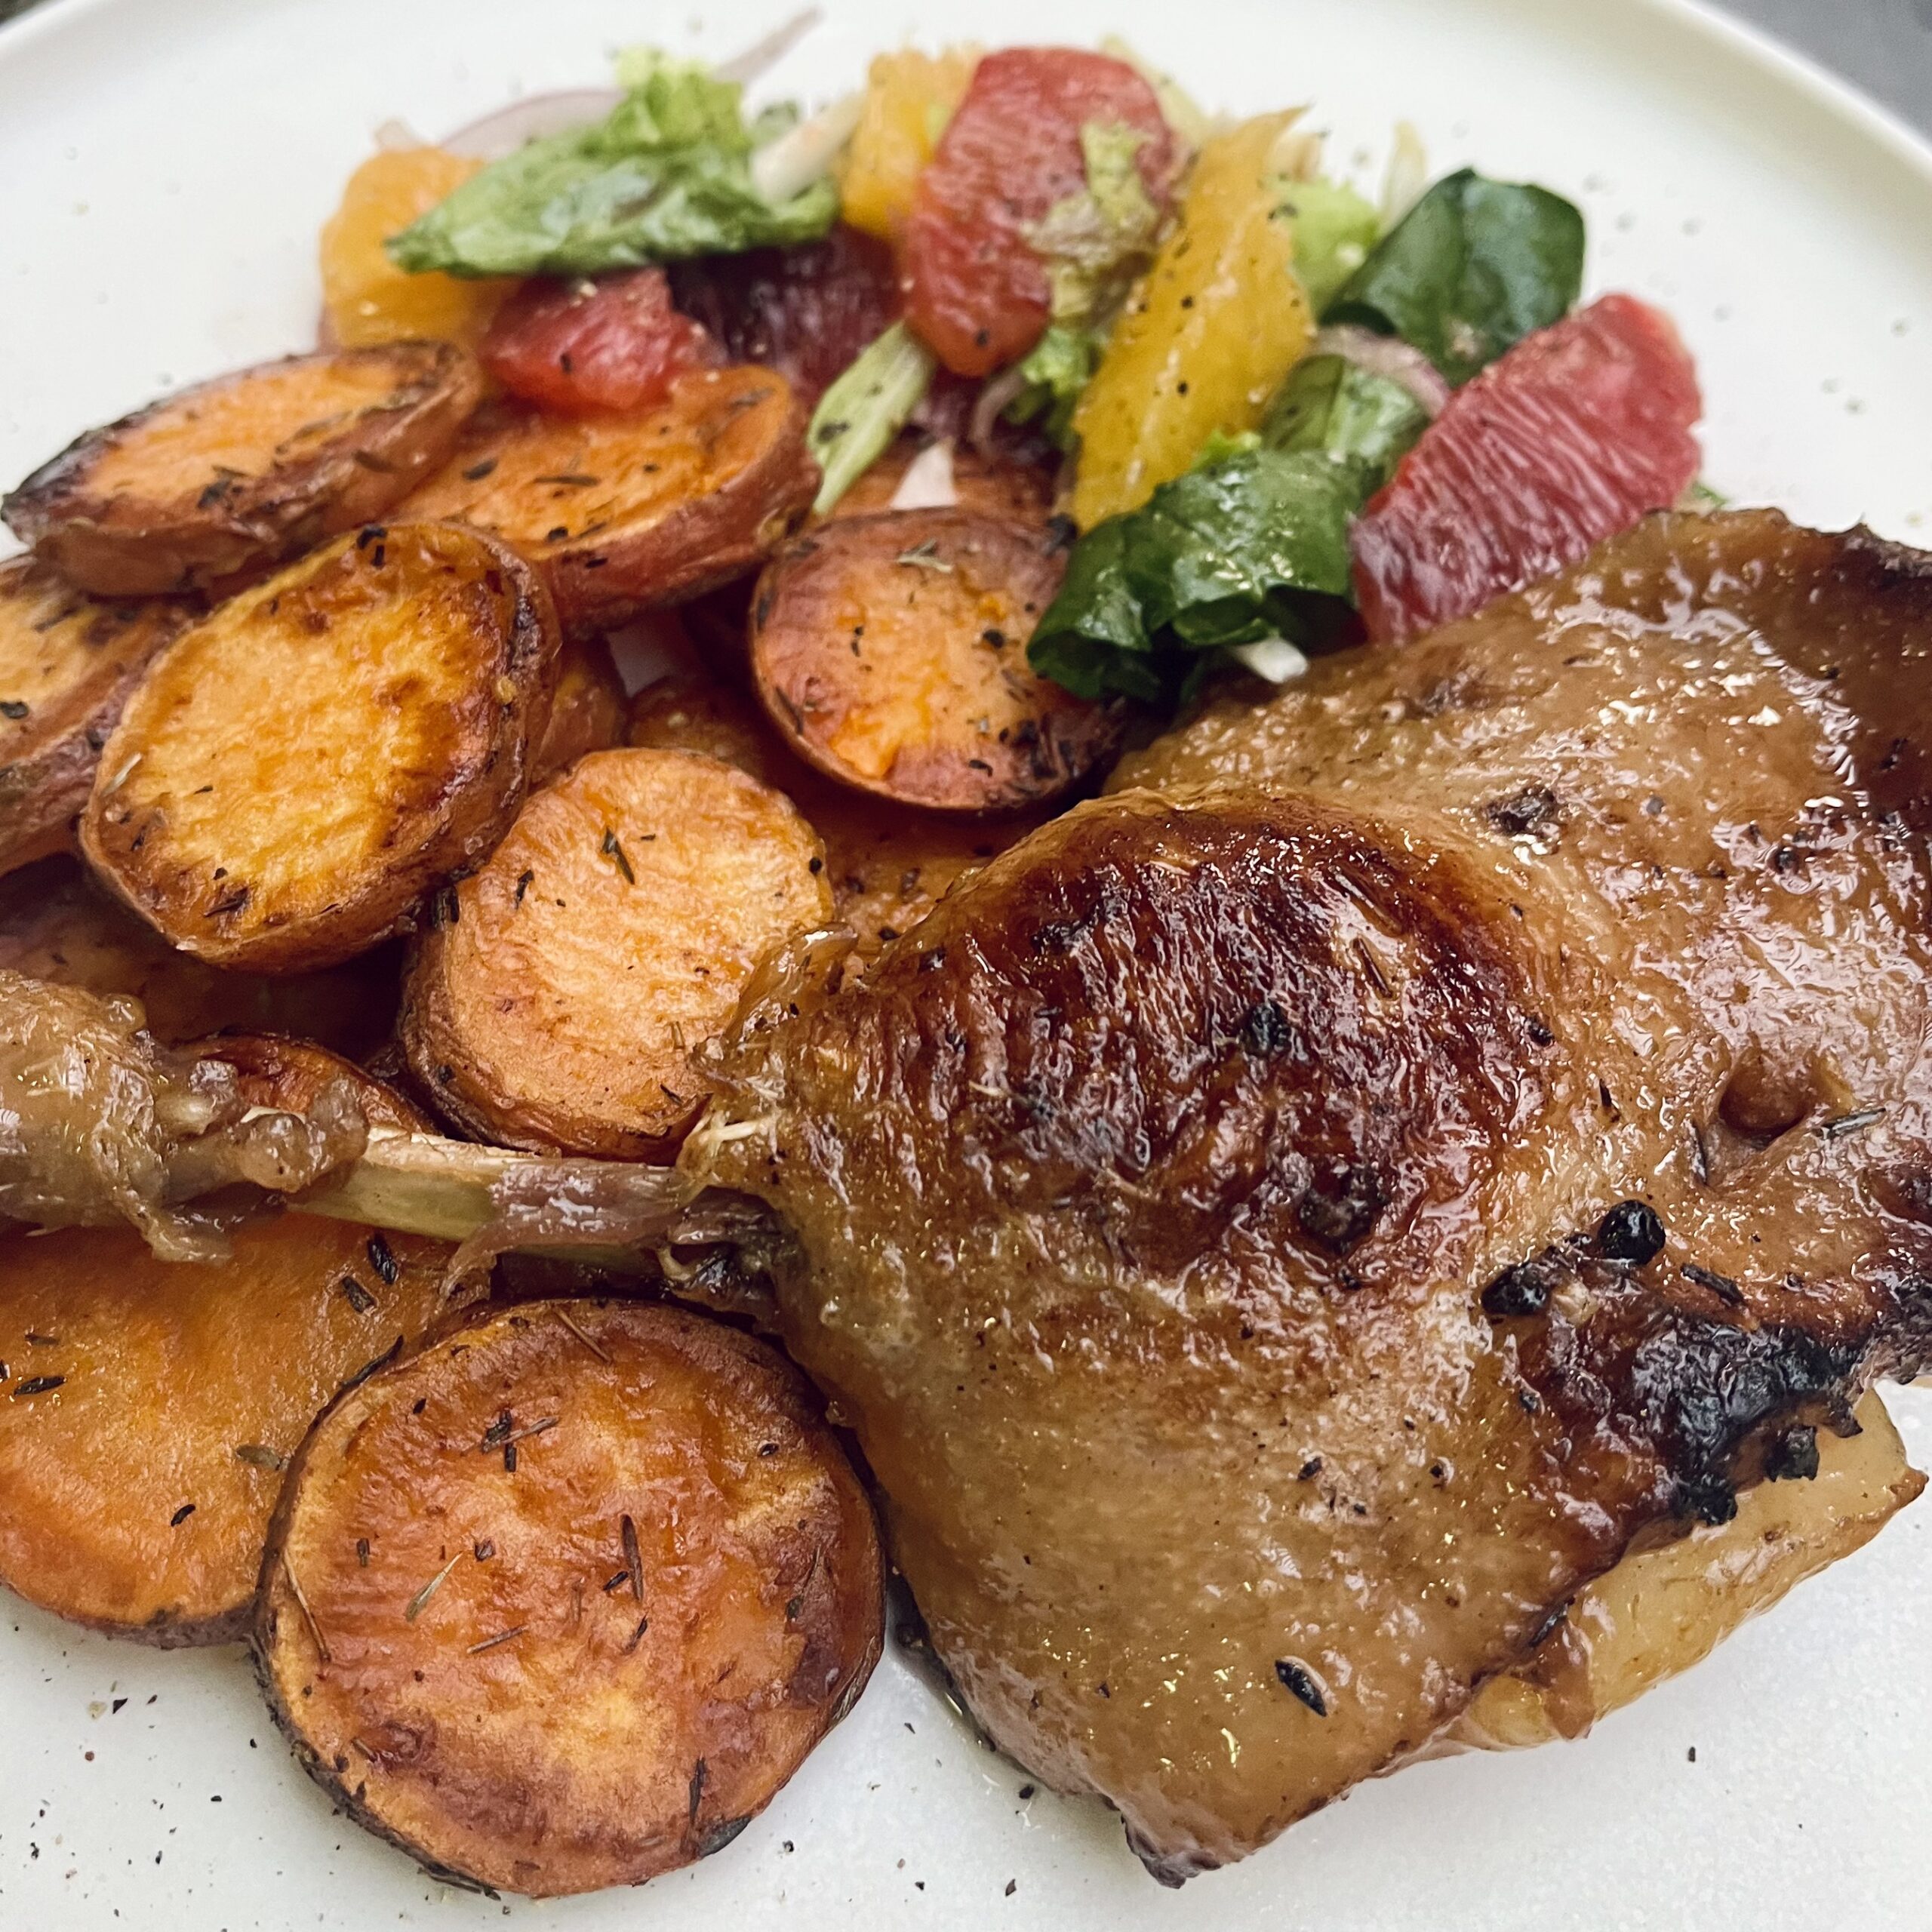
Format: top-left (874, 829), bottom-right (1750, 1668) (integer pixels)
top-left (715, 7), bottom-right (824, 85)
top-left (439, 11), bottom-right (826, 169)
top-left (889, 438), bottom-right (958, 511)
top-left (1314, 324), bottom-right (1451, 417)
top-left (442, 88), bottom-right (622, 160)
top-left (968, 365), bottom-right (1032, 454)
top-left (749, 89), bottom-right (863, 205)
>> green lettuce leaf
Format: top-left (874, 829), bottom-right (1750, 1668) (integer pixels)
top-left (1323, 168), bottom-right (1584, 385)
top-left (1004, 325), bottom-right (1102, 449)
top-left (1026, 120), bottom-right (1164, 331)
top-left (806, 321), bottom-right (937, 514)
top-left (1261, 353), bottom-right (1429, 492)
top-left (1282, 178), bottom-right (1381, 313)
top-left (387, 49), bottom-right (838, 277)
top-left (1028, 448), bottom-right (1362, 706)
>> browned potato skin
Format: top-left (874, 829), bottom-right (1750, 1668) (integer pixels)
top-left (0, 558), bottom-right (189, 875)
top-left (255, 1298), bottom-right (883, 1899)
top-left (529, 631), bottom-right (626, 786)
top-left (402, 746), bottom-right (832, 1157)
top-left (0, 854), bottom-right (401, 1055)
top-left (1454, 1391), bottom-right (1924, 1748)
top-left (82, 522), bottom-right (558, 974)
top-left (627, 675), bottom-right (1040, 958)
top-left (0, 1039), bottom-right (448, 1647)
top-left (402, 366), bottom-right (818, 637)
top-left (830, 435), bottom-right (1058, 527)
top-left (3, 343), bottom-right (482, 596)
top-left (749, 509), bottom-right (1120, 815)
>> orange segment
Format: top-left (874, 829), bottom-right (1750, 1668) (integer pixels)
top-left (321, 148), bottom-right (515, 349)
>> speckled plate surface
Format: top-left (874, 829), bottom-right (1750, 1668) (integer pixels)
top-left (2, 0), bottom-right (1930, 1925)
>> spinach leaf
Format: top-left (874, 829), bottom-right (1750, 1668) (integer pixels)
top-left (387, 51), bottom-right (838, 278)
top-left (1028, 449), bottom-right (1361, 706)
top-left (1261, 353), bottom-right (1429, 491)
top-left (1323, 169), bottom-right (1584, 386)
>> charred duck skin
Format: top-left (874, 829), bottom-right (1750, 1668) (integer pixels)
top-left (698, 512), bottom-right (1932, 1877)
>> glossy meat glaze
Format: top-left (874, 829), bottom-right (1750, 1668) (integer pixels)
top-left (702, 511), bottom-right (1932, 1875)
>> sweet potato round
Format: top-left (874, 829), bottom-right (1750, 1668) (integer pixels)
top-left (0, 1040), bottom-right (448, 1646)
top-left (749, 509), bottom-right (1119, 814)
top-left (0, 854), bottom-right (400, 1054)
top-left (627, 675), bottom-right (1037, 957)
top-left (2, 343), bottom-right (482, 596)
top-left (82, 521), bottom-right (558, 973)
top-left (0, 557), bottom-right (188, 875)
top-left (254, 1298), bottom-right (883, 1898)
top-left (530, 631), bottom-right (627, 786)
top-left (402, 746), bottom-right (832, 1157)
top-left (403, 365), bottom-right (817, 636)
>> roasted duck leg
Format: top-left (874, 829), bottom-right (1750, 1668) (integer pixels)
top-left (691, 511), bottom-right (1932, 1877)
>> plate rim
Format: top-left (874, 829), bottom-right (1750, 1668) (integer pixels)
top-left (5, 0), bottom-right (1932, 196)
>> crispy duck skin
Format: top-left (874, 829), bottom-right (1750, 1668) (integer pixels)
top-left (699, 511), bottom-right (1932, 1878)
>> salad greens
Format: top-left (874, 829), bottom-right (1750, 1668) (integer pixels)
top-left (1323, 168), bottom-right (1585, 386)
top-left (1261, 354), bottom-right (1429, 494)
top-left (806, 322), bottom-right (937, 515)
top-left (1029, 162), bottom-right (1591, 709)
top-left (1028, 350), bottom-right (1433, 706)
top-left (388, 51), bottom-right (838, 278)
top-left (1004, 325), bottom-right (1103, 449)
top-left (1028, 120), bottom-right (1166, 331)
top-left (1027, 448), bottom-right (1361, 706)
top-left (1284, 178), bottom-right (1383, 314)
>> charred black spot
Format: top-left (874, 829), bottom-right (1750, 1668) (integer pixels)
top-left (1484, 783), bottom-right (1559, 837)
top-left (1273, 1657), bottom-right (1328, 1715)
top-left (1595, 1200), bottom-right (1666, 1266)
top-left (1525, 1598), bottom-right (1570, 1649)
top-left (1675, 1471), bottom-right (1738, 1524)
top-left (698, 1816), bottom-right (752, 1857)
top-left (1295, 1163), bottom-right (1386, 1255)
top-left (1483, 1254), bottom-right (1563, 1318)
top-left (1238, 999), bottom-right (1294, 1058)
top-left (1680, 1261), bottom-right (1743, 1306)
top-left (1764, 1423), bottom-right (1821, 1482)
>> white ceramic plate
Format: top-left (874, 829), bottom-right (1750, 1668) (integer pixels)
top-left (2, 2), bottom-right (1930, 1925)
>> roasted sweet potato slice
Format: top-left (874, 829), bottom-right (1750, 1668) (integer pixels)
top-left (403, 366), bottom-right (817, 636)
top-left (749, 509), bottom-right (1119, 814)
top-left (0, 854), bottom-right (400, 1054)
top-left (3, 343), bottom-right (482, 596)
top-left (82, 522), bottom-right (558, 973)
top-left (0, 1040), bottom-right (450, 1646)
top-left (0, 556), bottom-right (189, 875)
top-left (530, 632), bottom-right (627, 786)
top-left (628, 675), bottom-right (1037, 956)
top-left (256, 1298), bottom-right (881, 1897)
top-left (403, 746), bottom-right (831, 1157)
